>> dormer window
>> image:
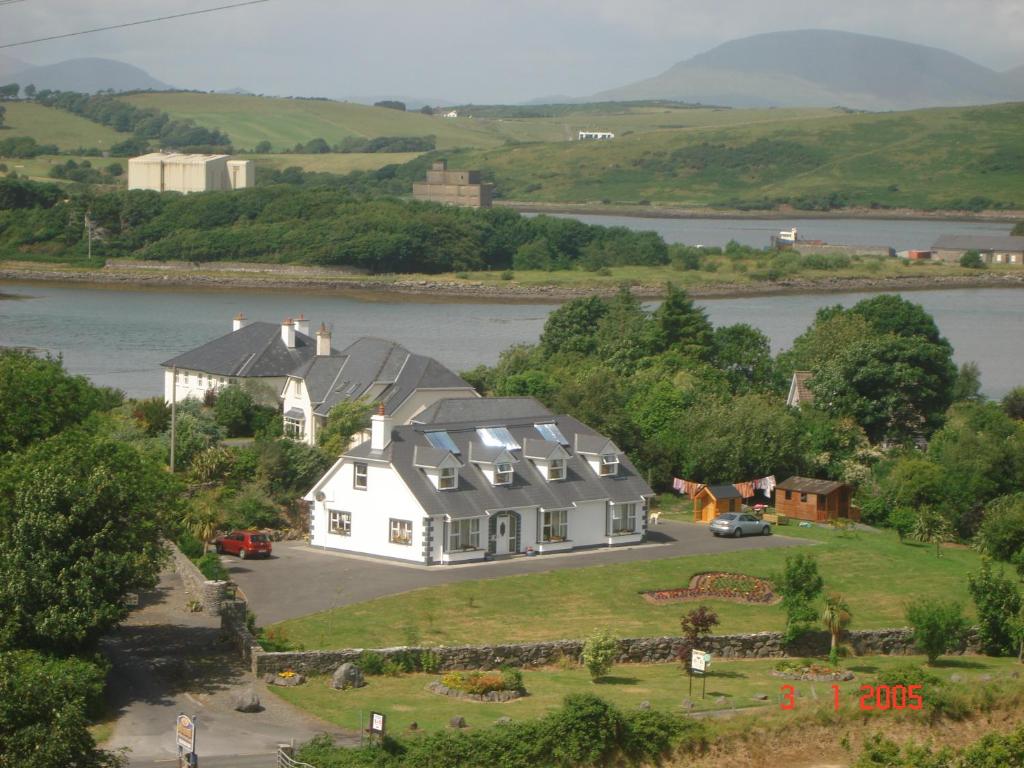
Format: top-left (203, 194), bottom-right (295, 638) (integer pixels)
top-left (439, 466), bottom-right (458, 490)
top-left (495, 462), bottom-right (514, 485)
top-left (548, 458), bottom-right (566, 481)
top-left (600, 454), bottom-right (619, 476)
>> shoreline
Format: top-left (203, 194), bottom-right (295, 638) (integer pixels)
top-left (2, 262), bottom-right (1023, 303)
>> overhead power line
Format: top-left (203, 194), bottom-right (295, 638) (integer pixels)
top-left (0, 0), bottom-right (271, 49)
top-left (0, 0), bottom-right (29, 7)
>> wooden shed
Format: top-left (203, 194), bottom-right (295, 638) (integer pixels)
top-left (775, 476), bottom-right (854, 522)
top-left (693, 484), bottom-right (743, 523)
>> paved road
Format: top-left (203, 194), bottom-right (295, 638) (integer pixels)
top-left (102, 570), bottom-right (354, 766)
top-left (227, 520), bottom-right (811, 624)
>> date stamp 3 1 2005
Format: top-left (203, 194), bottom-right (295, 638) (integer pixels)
top-left (780, 684), bottom-right (924, 712)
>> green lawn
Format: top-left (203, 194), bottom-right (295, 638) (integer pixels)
top-left (268, 655), bottom-right (1021, 733)
top-left (240, 151), bottom-right (423, 174)
top-left (0, 102), bottom-right (124, 150)
top-left (272, 525), bottom-right (999, 651)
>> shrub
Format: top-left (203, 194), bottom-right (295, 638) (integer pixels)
top-left (975, 493), bottom-right (1024, 561)
top-left (381, 659), bottom-right (406, 677)
top-left (195, 552), bottom-right (229, 581)
top-left (621, 709), bottom-right (705, 763)
top-left (968, 558), bottom-right (1022, 655)
top-left (775, 553), bottom-right (824, 644)
top-left (222, 483), bottom-right (282, 530)
top-left (358, 651), bottom-right (385, 676)
top-left (581, 630), bottom-right (619, 682)
top-left (500, 666), bottom-right (524, 692)
top-left (905, 599), bottom-right (968, 663)
top-left (441, 671), bottom-right (508, 694)
top-left (176, 534), bottom-right (204, 560)
top-left (500, 270), bottom-right (514, 280)
top-left (960, 250), bottom-right (986, 268)
top-left (213, 385), bottom-right (257, 437)
top-left (418, 650), bottom-right (441, 674)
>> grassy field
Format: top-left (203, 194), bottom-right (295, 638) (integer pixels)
top-left (0, 102), bottom-right (124, 150)
top-left (268, 655), bottom-right (1020, 733)
top-left (1, 154), bottom-right (125, 184)
top-left (239, 151), bottom-right (423, 174)
top-left (271, 525), bottom-right (1000, 651)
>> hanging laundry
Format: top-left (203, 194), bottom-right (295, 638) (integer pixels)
top-left (672, 477), bottom-right (684, 492)
top-left (753, 475), bottom-right (777, 495)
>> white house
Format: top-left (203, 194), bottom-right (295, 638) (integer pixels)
top-left (578, 130), bottom-right (615, 140)
top-left (280, 334), bottom-right (478, 446)
top-left (304, 398), bottom-right (654, 565)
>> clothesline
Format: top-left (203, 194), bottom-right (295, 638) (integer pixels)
top-left (672, 475), bottom-right (777, 499)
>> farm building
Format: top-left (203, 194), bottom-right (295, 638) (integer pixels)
top-left (128, 152), bottom-right (253, 193)
top-left (932, 235), bottom-right (1024, 266)
top-left (775, 476), bottom-right (854, 522)
top-left (693, 484), bottom-right (742, 523)
top-left (412, 159), bottom-right (492, 208)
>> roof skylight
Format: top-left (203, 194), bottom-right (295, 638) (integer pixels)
top-left (535, 423), bottom-right (569, 445)
top-left (477, 426), bottom-right (521, 450)
top-left (425, 431), bottom-right (460, 454)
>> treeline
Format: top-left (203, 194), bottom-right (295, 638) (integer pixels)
top-left (279, 135), bottom-right (436, 154)
top-left (34, 89), bottom-right (232, 152)
top-left (0, 177), bottom-right (669, 273)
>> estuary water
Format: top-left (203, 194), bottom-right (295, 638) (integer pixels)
top-left (1, 282), bottom-right (1020, 399)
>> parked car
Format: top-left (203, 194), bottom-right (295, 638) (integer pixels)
top-left (214, 530), bottom-right (273, 559)
top-left (710, 513), bottom-right (771, 538)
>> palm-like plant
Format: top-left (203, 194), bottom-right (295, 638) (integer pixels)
top-left (181, 493), bottom-right (221, 554)
top-left (822, 592), bottom-right (852, 658)
top-left (913, 507), bottom-right (954, 558)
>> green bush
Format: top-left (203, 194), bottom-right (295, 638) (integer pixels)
top-left (381, 659), bottom-right (406, 677)
top-left (968, 559), bottom-right (1022, 655)
top-left (418, 650), bottom-right (441, 674)
top-left (500, 666), bottom-right (525, 692)
top-left (195, 552), bottom-right (229, 581)
top-left (358, 651), bottom-right (385, 676)
top-left (581, 630), bottom-right (619, 682)
top-left (222, 483), bottom-right (282, 530)
top-left (959, 250), bottom-right (986, 269)
top-left (176, 534), bottom-right (205, 560)
top-left (905, 599), bottom-right (969, 663)
top-left (213, 385), bottom-right (257, 437)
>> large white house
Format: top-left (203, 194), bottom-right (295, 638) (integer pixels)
top-left (280, 335), bottom-right (478, 446)
top-left (304, 398), bottom-right (654, 565)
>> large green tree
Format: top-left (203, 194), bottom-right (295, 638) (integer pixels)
top-left (711, 323), bottom-right (778, 394)
top-left (318, 400), bottom-right (373, 456)
top-left (0, 430), bottom-right (171, 653)
top-left (539, 295), bottom-right (609, 357)
top-left (652, 282), bottom-right (713, 360)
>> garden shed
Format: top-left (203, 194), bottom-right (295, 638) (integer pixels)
top-left (775, 476), bottom-right (854, 522)
top-left (693, 484), bottom-right (742, 523)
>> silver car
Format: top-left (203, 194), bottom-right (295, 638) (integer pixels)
top-left (710, 512), bottom-right (771, 538)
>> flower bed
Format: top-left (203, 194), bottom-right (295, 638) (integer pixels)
top-left (771, 660), bottom-right (854, 682)
top-left (642, 572), bottom-right (779, 605)
top-left (428, 669), bottom-right (527, 702)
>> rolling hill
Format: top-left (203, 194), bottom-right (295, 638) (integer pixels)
top-left (3, 57), bottom-right (170, 94)
top-left (0, 101), bottom-right (124, 150)
top-left (596, 30), bottom-right (1022, 110)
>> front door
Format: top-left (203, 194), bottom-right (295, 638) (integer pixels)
top-left (494, 514), bottom-right (511, 555)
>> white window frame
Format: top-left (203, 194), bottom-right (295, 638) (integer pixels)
top-left (439, 466), bottom-right (458, 490)
top-left (600, 453), bottom-right (619, 477)
top-left (448, 518), bottom-right (480, 551)
top-left (548, 458), bottom-right (566, 481)
top-left (494, 462), bottom-right (514, 485)
top-left (329, 510), bottom-right (351, 536)
top-left (540, 508), bottom-right (568, 542)
top-left (610, 502), bottom-right (636, 535)
top-left (354, 462), bottom-right (368, 490)
top-left (284, 416), bottom-right (304, 439)
top-left (390, 518), bottom-right (413, 546)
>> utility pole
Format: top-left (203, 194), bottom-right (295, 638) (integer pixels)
top-left (170, 366), bottom-right (177, 473)
top-left (85, 209), bottom-right (93, 261)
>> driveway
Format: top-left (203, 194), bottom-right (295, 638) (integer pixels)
top-left (227, 520), bottom-right (811, 624)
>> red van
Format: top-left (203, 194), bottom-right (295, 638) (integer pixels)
top-left (214, 530), bottom-right (272, 559)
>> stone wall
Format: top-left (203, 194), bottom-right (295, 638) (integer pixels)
top-left (220, 599), bottom-right (263, 665)
top-left (250, 628), bottom-right (981, 677)
top-left (166, 542), bottom-right (229, 614)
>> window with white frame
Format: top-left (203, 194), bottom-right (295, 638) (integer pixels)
top-left (329, 510), bottom-right (351, 536)
top-left (548, 458), bottom-right (566, 481)
top-left (198, 373), bottom-right (206, 387)
top-left (540, 509), bottom-right (568, 542)
top-left (494, 462), bottom-right (514, 485)
top-left (390, 518), bottom-right (413, 545)
top-left (610, 502), bottom-right (637, 534)
top-left (284, 415), bottom-right (304, 439)
top-left (439, 466), bottom-right (458, 490)
top-left (354, 462), bottom-right (368, 490)
top-left (448, 518), bottom-right (480, 551)
top-left (600, 453), bottom-right (619, 476)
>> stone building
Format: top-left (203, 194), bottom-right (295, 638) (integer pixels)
top-left (412, 159), bottom-right (493, 208)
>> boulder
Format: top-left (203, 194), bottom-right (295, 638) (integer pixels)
top-left (331, 663), bottom-right (365, 690)
top-left (233, 687), bottom-right (262, 713)
top-left (637, 700), bottom-right (651, 710)
top-left (949, 674), bottom-right (963, 683)
top-left (273, 673), bottom-right (305, 686)
top-left (753, 693), bottom-right (769, 701)
top-left (408, 722), bottom-right (419, 731)
top-left (449, 716), bottom-right (467, 729)
top-left (495, 716), bottom-right (513, 725)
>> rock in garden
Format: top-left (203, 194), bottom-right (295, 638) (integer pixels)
top-left (979, 674), bottom-right (994, 682)
top-left (949, 674), bottom-right (963, 683)
top-left (262, 673), bottom-right (276, 684)
top-left (274, 673), bottom-right (305, 686)
top-left (495, 717), bottom-right (512, 725)
top-left (637, 700), bottom-right (651, 710)
top-left (449, 716), bottom-right (467, 729)
top-left (753, 693), bottom-right (769, 701)
top-left (408, 722), bottom-right (418, 731)
top-left (331, 662), bottom-right (365, 690)
top-left (681, 699), bottom-right (695, 710)
top-left (233, 687), bottom-right (262, 713)
top-left (714, 696), bottom-right (727, 705)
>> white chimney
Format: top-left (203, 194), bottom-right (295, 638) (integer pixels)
top-left (281, 318), bottom-right (295, 348)
top-left (371, 402), bottom-right (392, 451)
top-left (294, 313), bottom-right (310, 336)
top-left (232, 312), bottom-right (247, 332)
top-left (316, 322), bottom-right (332, 356)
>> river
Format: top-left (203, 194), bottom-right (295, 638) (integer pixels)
top-left (1, 282), bottom-right (1020, 399)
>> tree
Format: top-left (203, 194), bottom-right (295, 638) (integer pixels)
top-left (678, 606), bottom-right (719, 673)
top-left (888, 507), bottom-right (917, 543)
top-left (595, 287), bottom-right (657, 373)
top-left (0, 430), bottom-right (171, 653)
top-left (213, 384), bottom-right (257, 437)
top-left (913, 507), bottom-right (954, 557)
top-left (581, 630), bottom-right (618, 681)
top-left (960, 250), bottom-right (985, 268)
top-left (652, 282), bottom-right (713, 359)
top-left (131, 396), bottom-right (170, 436)
top-left (23, 83), bottom-right (36, 99)
top-left (419, 105), bottom-right (434, 115)
top-left (0, 83), bottom-right (19, 99)
top-left (952, 361), bottom-right (984, 402)
top-left (1012, 222), bottom-right (1024, 236)
top-left (539, 295), bottom-right (608, 356)
top-left (0, 103), bottom-right (5, 128)
top-left (1004, 387), bottom-right (1024, 420)
top-left (968, 559), bottom-right (1023, 656)
top-left (0, 350), bottom-right (122, 453)
top-left (821, 592), bottom-right (851, 662)
top-left (711, 323), bottom-right (777, 393)
top-left (373, 100), bottom-right (406, 111)
top-left (975, 493), bottom-right (1024, 562)
top-left (105, 162), bottom-right (123, 177)
top-left (775, 553), bottom-right (824, 644)
top-left (180, 494), bottom-right (221, 553)
top-left (318, 400), bottom-right (373, 455)
top-left (848, 294), bottom-right (949, 347)
top-left (905, 599), bottom-right (969, 664)
top-left (254, 140), bottom-right (272, 153)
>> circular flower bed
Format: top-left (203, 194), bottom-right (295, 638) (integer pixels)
top-left (642, 572), bottom-right (779, 605)
top-left (428, 670), bottom-right (527, 702)
top-left (771, 661), bottom-right (854, 682)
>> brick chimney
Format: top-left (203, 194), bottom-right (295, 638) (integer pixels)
top-left (281, 318), bottom-right (295, 348)
top-left (371, 402), bottom-right (391, 452)
top-left (232, 312), bottom-right (247, 332)
top-left (316, 323), bottom-right (331, 356)
top-left (294, 313), bottom-right (310, 336)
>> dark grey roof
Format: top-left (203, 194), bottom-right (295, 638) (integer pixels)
top-left (413, 445), bottom-right (459, 469)
top-left (575, 434), bottom-right (619, 455)
top-left (284, 407), bottom-right (305, 420)
top-left (161, 322), bottom-right (319, 378)
top-left (777, 476), bottom-right (847, 495)
top-left (522, 438), bottom-right (566, 461)
top-left (412, 397), bottom-right (552, 425)
top-left (468, 443), bottom-right (515, 464)
top-left (706, 484), bottom-right (742, 499)
top-left (296, 337), bottom-right (473, 418)
top-left (932, 234), bottom-right (1024, 251)
top-left (346, 414), bottom-right (653, 520)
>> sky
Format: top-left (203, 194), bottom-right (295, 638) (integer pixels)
top-left (2, 0), bottom-right (1023, 103)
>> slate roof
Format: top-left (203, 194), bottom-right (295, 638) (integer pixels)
top-left (161, 322), bottom-right (319, 378)
top-left (412, 397), bottom-right (551, 425)
top-left (575, 434), bottom-right (620, 455)
top-left (932, 234), bottom-right (1024, 252)
top-left (777, 476), bottom-right (847, 495)
top-left (705, 484), bottom-right (742, 500)
top-left (344, 413), bottom-right (653, 520)
top-left (291, 337), bottom-right (474, 418)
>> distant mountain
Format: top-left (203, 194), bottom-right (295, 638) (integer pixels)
top-left (595, 30), bottom-right (1021, 110)
top-left (1003, 65), bottom-right (1024, 96)
top-left (0, 53), bottom-right (31, 81)
top-left (6, 57), bottom-right (171, 94)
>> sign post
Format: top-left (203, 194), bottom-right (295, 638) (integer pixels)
top-left (176, 713), bottom-right (197, 767)
top-left (368, 711), bottom-right (385, 746)
top-left (690, 650), bottom-right (711, 699)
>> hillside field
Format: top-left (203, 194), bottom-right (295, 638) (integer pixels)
top-left (0, 101), bottom-right (123, 150)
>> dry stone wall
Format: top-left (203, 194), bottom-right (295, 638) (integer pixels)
top-left (167, 542), bottom-right (229, 614)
